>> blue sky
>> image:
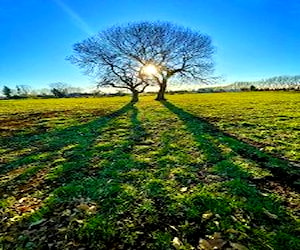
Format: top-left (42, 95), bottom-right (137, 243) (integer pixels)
top-left (0, 0), bottom-right (299, 90)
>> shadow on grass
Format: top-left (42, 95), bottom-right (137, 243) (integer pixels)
top-left (1, 101), bottom-right (300, 249)
top-left (0, 102), bottom-right (134, 229)
top-left (0, 102), bottom-right (134, 184)
top-left (159, 101), bottom-right (300, 248)
top-left (162, 101), bottom-right (300, 191)
top-left (0, 103), bottom-right (155, 249)
top-left (0, 103), bottom-right (134, 176)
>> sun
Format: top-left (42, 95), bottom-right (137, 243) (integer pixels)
top-left (142, 64), bottom-right (158, 76)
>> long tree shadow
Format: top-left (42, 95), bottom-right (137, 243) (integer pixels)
top-left (0, 103), bottom-right (133, 176)
top-left (162, 101), bottom-right (300, 191)
top-left (0, 103), bottom-right (134, 235)
top-left (0, 104), bottom-right (154, 249)
top-left (1, 101), bottom-right (300, 249)
top-left (159, 101), bottom-right (300, 249)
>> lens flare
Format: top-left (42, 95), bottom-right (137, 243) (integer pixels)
top-left (53, 0), bottom-right (93, 35)
top-left (142, 64), bottom-right (158, 76)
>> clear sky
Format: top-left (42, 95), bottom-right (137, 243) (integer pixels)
top-left (0, 0), bottom-right (299, 90)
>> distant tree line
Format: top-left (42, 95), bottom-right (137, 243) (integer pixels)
top-left (230, 75), bottom-right (300, 91)
top-left (2, 75), bottom-right (299, 99)
top-left (0, 82), bottom-right (110, 99)
top-left (1, 85), bottom-right (33, 99)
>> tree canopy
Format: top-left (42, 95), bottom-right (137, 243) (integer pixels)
top-left (69, 21), bottom-right (215, 101)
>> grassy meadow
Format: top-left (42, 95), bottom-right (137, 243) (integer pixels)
top-left (0, 92), bottom-right (299, 249)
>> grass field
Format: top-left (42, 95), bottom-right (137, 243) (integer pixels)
top-left (0, 92), bottom-right (299, 249)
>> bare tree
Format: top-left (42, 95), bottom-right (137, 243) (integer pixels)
top-left (97, 58), bottom-right (151, 102)
top-left (68, 33), bottom-right (151, 102)
top-left (232, 75), bottom-right (300, 90)
top-left (16, 85), bottom-right (31, 97)
top-left (2, 86), bottom-right (12, 98)
top-left (68, 21), bottom-right (215, 101)
top-left (49, 82), bottom-right (69, 98)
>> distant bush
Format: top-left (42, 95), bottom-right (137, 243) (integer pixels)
top-left (240, 87), bottom-right (250, 91)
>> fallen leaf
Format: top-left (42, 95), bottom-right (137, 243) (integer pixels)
top-left (213, 221), bottom-right (220, 227)
top-left (62, 209), bottom-right (72, 216)
top-left (19, 206), bottom-right (33, 213)
top-left (77, 203), bottom-right (90, 211)
top-left (198, 239), bottom-right (212, 250)
top-left (198, 233), bottom-right (226, 250)
top-left (18, 197), bottom-right (27, 203)
top-left (230, 242), bottom-right (248, 250)
top-left (263, 208), bottom-right (278, 219)
top-left (212, 232), bottom-right (222, 239)
top-left (169, 225), bottom-right (179, 232)
top-left (225, 228), bottom-right (239, 234)
top-left (172, 237), bottom-right (182, 249)
top-left (74, 219), bottom-right (84, 224)
top-left (4, 236), bottom-right (14, 242)
top-left (58, 227), bottom-right (68, 233)
top-left (88, 205), bottom-right (97, 214)
top-left (202, 212), bottom-right (213, 220)
top-left (180, 187), bottom-right (188, 192)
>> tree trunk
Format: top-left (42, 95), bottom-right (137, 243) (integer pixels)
top-left (155, 83), bottom-right (167, 101)
top-left (131, 90), bottom-right (139, 103)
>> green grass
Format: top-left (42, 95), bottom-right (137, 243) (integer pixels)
top-left (167, 92), bottom-right (300, 162)
top-left (0, 93), bottom-right (299, 249)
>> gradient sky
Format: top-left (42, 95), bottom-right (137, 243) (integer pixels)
top-left (0, 0), bottom-right (299, 90)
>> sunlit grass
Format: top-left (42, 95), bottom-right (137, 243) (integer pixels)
top-left (0, 93), bottom-right (299, 249)
top-left (167, 91), bottom-right (300, 161)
